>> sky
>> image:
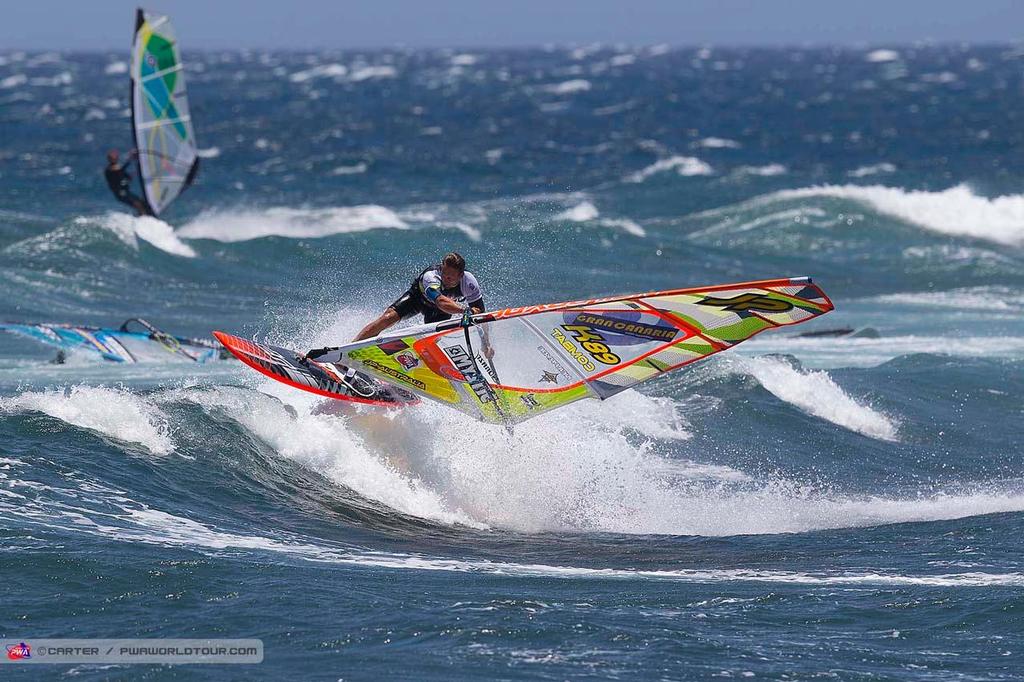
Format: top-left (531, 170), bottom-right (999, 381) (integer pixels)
top-left (2, 0), bottom-right (1023, 50)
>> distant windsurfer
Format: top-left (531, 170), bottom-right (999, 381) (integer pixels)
top-left (104, 149), bottom-right (150, 216)
top-left (354, 252), bottom-right (488, 343)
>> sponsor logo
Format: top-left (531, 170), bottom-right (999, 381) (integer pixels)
top-left (520, 393), bottom-right (540, 409)
top-left (696, 293), bottom-right (794, 313)
top-left (443, 345), bottom-right (495, 404)
top-left (395, 352), bottom-right (419, 370)
top-left (7, 642), bottom-right (31, 660)
top-left (570, 313), bottom-right (678, 342)
top-left (557, 327), bottom-right (598, 368)
top-left (551, 328), bottom-right (596, 372)
top-left (475, 353), bottom-right (498, 382)
top-left (539, 370), bottom-right (559, 384)
top-left (561, 325), bottom-right (620, 365)
top-left (537, 345), bottom-right (569, 382)
top-left (378, 339), bottom-right (411, 355)
top-left (361, 359), bottom-right (426, 390)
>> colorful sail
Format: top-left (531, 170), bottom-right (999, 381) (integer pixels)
top-left (308, 277), bottom-right (834, 425)
top-left (0, 320), bottom-right (227, 364)
top-left (130, 8), bottom-right (199, 216)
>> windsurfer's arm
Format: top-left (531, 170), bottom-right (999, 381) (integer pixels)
top-left (433, 293), bottom-right (468, 315)
top-left (468, 297), bottom-right (494, 360)
top-left (421, 280), bottom-right (466, 315)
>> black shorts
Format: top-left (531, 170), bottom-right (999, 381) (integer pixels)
top-left (390, 286), bottom-right (450, 323)
top-left (388, 286), bottom-right (485, 324)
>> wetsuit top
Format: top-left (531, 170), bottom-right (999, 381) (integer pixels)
top-left (104, 159), bottom-right (135, 197)
top-left (418, 268), bottom-right (483, 309)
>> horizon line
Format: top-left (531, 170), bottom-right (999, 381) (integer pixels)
top-left (2, 40), bottom-right (1022, 54)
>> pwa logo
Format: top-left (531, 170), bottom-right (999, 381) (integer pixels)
top-left (6, 642), bottom-right (31, 660)
top-left (697, 293), bottom-right (793, 313)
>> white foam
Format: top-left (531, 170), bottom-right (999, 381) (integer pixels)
top-left (330, 162), bottom-right (368, 176)
top-left (175, 386), bottom-right (480, 528)
top-left (731, 356), bottom-right (899, 441)
top-left (0, 74), bottom-right (27, 89)
top-left (554, 201), bottom-right (600, 222)
top-left (866, 49), bottom-right (900, 63)
top-left (450, 53), bottom-right (478, 66)
top-left (552, 202), bottom-right (645, 236)
top-left (66, 213), bottom-right (195, 257)
top-left (28, 71), bottom-right (73, 87)
top-left (196, 147), bottom-right (221, 159)
top-left (1, 386), bottom-right (173, 455)
top-left (734, 163), bottom-right (787, 177)
top-left (376, 389), bottom-right (707, 534)
top-left (870, 286), bottom-right (1024, 313)
top-left (773, 184), bottom-right (1024, 246)
top-left (626, 156), bottom-right (713, 182)
top-left (690, 207), bottom-right (826, 238)
top-left (697, 137), bottom-right (741, 149)
top-left (592, 100), bottom-right (636, 116)
top-left (178, 205), bottom-right (408, 242)
top-left (922, 71), bottom-right (959, 84)
top-left (25, 52), bottom-right (60, 67)
top-left (743, 334), bottom-right (1024, 368)
top-left (610, 54), bottom-right (636, 67)
top-left (104, 61), bottom-right (128, 75)
top-left (349, 65), bottom-right (397, 82)
top-left (132, 217), bottom-right (197, 257)
top-left (81, 213), bottom-right (196, 258)
top-left (289, 63), bottom-right (347, 83)
top-left (544, 79), bottom-right (591, 94)
top-left (7, 469), bottom-right (1021, 583)
top-left (598, 218), bottom-right (646, 237)
top-left (436, 221), bottom-right (482, 242)
top-left (848, 162), bottom-right (896, 177)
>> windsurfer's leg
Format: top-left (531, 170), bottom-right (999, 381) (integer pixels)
top-left (129, 193), bottom-right (151, 216)
top-left (114, 191), bottom-right (149, 216)
top-left (353, 307), bottom-right (401, 342)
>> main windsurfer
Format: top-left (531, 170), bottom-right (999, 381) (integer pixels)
top-left (353, 252), bottom-right (488, 344)
top-left (104, 149), bottom-right (151, 216)
top-left (300, 251), bottom-right (493, 373)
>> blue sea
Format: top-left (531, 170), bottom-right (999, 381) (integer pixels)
top-left (2, 44), bottom-right (1024, 679)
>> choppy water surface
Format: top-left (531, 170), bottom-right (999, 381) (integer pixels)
top-left (2, 44), bottom-right (1023, 679)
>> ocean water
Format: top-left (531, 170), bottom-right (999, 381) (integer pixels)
top-left (2, 44), bottom-right (1024, 679)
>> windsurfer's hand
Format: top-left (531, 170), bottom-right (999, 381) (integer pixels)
top-left (483, 344), bottom-right (495, 361)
